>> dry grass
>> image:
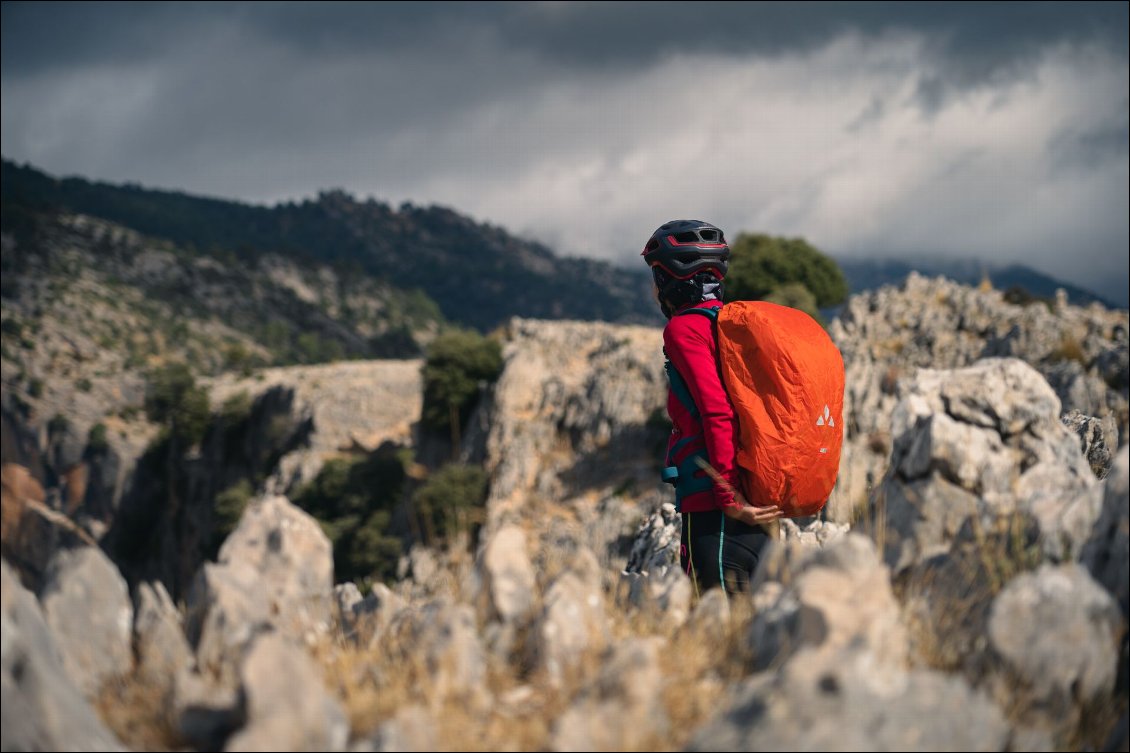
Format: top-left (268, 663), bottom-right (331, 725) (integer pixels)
top-left (311, 558), bottom-right (760, 752)
top-left (1050, 332), bottom-right (1087, 365)
top-left (95, 673), bottom-right (185, 752)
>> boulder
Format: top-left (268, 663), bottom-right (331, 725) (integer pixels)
top-left (879, 359), bottom-right (1102, 575)
top-left (224, 634), bottom-right (348, 752)
top-left (533, 569), bottom-right (609, 688)
top-left (39, 545), bottom-right (133, 697)
top-left (985, 563), bottom-right (1122, 739)
top-left (1082, 446), bottom-right (1129, 617)
top-left (185, 495), bottom-right (333, 685)
top-left (1, 558), bottom-right (123, 751)
top-left (689, 646), bottom-right (1009, 752)
top-left (746, 534), bottom-right (907, 671)
top-left (549, 637), bottom-right (669, 752)
top-left (477, 524), bottom-right (536, 625)
top-left (133, 580), bottom-right (193, 690)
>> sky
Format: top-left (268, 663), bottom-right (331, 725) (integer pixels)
top-left (2, 2), bottom-right (1128, 305)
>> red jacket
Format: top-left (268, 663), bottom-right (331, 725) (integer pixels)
top-left (663, 300), bottom-right (741, 512)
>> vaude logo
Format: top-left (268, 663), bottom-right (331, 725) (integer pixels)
top-left (815, 405), bottom-right (835, 427)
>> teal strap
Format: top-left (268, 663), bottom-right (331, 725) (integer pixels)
top-left (664, 305), bottom-right (723, 512)
top-left (678, 306), bottom-right (720, 323)
top-left (665, 359), bottom-right (699, 420)
top-left (718, 514), bottom-right (726, 596)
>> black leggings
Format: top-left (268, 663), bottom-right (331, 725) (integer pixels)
top-left (680, 510), bottom-right (771, 596)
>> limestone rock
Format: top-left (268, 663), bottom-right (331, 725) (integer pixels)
top-left (39, 545), bottom-right (133, 698)
top-left (1061, 409), bottom-right (1119, 479)
top-left (1082, 446), bottom-right (1129, 616)
top-left (1, 558), bottom-right (123, 752)
top-left (385, 599), bottom-right (488, 708)
top-left (880, 358), bottom-right (1102, 574)
top-left (224, 634), bottom-right (348, 752)
top-left (828, 273), bottom-right (1128, 522)
top-left (987, 563), bottom-right (1121, 735)
top-left (476, 524), bottom-right (536, 624)
top-left (746, 534), bottom-right (906, 671)
top-left (549, 637), bottom-right (669, 752)
top-left (185, 495), bottom-right (333, 685)
top-left (689, 647), bottom-right (1009, 752)
top-left (533, 569), bottom-right (609, 687)
top-left (133, 580), bottom-right (193, 689)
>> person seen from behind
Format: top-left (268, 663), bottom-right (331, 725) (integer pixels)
top-left (643, 219), bottom-right (782, 596)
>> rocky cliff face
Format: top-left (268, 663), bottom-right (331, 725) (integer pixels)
top-left (3, 276), bottom-right (1128, 752)
top-left (828, 273), bottom-right (1127, 520)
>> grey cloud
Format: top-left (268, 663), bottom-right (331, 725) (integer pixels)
top-left (1, 2), bottom-right (1126, 306)
top-left (5, 2), bottom-right (1125, 82)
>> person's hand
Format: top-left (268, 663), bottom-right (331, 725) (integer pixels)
top-left (721, 492), bottom-right (782, 527)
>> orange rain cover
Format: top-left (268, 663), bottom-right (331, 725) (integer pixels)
top-left (716, 301), bottom-right (845, 518)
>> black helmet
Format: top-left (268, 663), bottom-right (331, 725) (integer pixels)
top-left (642, 220), bottom-right (729, 280)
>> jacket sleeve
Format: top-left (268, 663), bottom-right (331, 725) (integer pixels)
top-left (663, 313), bottom-right (741, 510)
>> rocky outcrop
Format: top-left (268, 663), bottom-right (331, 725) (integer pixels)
top-left (533, 564), bottom-right (610, 688)
top-left (185, 495), bottom-right (334, 685)
top-left (39, 545), bottom-right (134, 698)
top-left (1, 559), bottom-right (123, 751)
top-left (747, 535), bottom-right (907, 670)
top-left (985, 564), bottom-right (1121, 740)
top-left (828, 273), bottom-right (1128, 521)
top-left (3, 277), bottom-right (1126, 752)
top-left (1083, 446), bottom-right (1129, 617)
top-left (549, 637), bottom-right (669, 752)
top-left (384, 599), bottom-right (489, 709)
top-left (879, 358), bottom-right (1101, 574)
top-left (689, 647), bottom-right (1010, 752)
top-left (478, 318), bottom-right (667, 539)
top-left (1061, 409), bottom-right (1119, 479)
top-left (133, 580), bottom-right (193, 690)
top-left (224, 634), bottom-right (348, 752)
top-left (205, 359), bottom-right (422, 495)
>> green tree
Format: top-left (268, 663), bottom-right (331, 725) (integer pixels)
top-left (213, 478), bottom-right (253, 550)
top-left (412, 463), bottom-right (489, 545)
top-left (421, 330), bottom-right (503, 444)
top-left (144, 362), bottom-right (211, 445)
top-left (293, 449), bottom-right (407, 585)
top-left (725, 233), bottom-right (848, 310)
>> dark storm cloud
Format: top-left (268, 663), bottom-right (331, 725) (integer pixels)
top-left (5, 2), bottom-right (1125, 81)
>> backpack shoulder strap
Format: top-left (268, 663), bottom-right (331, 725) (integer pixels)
top-left (677, 305), bottom-right (720, 322)
top-left (665, 305), bottom-right (722, 419)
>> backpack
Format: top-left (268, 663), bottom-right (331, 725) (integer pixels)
top-left (668, 301), bottom-right (845, 518)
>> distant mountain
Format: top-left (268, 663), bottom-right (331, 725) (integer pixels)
top-left (837, 257), bottom-right (1120, 309)
top-left (1, 159), bottom-right (658, 333)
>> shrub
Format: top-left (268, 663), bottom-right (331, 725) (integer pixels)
top-left (219, 390), bottom-right (253, 425)
top-left (763, 282), bottom-right (823, 324)
top-left (293, 449), bottom-right (407, 584)
top-left (87, 422), bottom-right (110, 453)
top-left (412, 463), bottom-right (489, 545)
top-left (213, 479), bottom-right (253, 549)
top-left (144, 362), bottom-right (211, 445)
top-left (725, 233), bottom-right (848, 309)
top-left (421, 330), bottom-right (503, 443)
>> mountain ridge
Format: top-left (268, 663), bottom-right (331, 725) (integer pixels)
top-left (1, 158), bottom-right (659, 332)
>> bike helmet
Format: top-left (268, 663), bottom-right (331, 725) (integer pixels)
top-left (641, 220), bottom-right (729, 279)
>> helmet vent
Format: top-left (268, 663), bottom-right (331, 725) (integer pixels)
top-left (674, 232), bottom-right (698, 243)
top-left (700, 230), bottom-right (718, 241)
top-left (646, 239), bottom-right (660, 251)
